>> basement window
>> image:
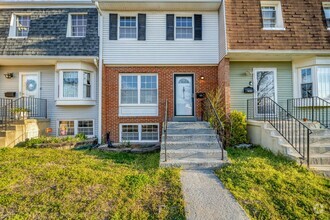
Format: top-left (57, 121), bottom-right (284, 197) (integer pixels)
top-left (120, 124), bottom-right (159, 142)
top-left (260, 1), bottom-right (285, 30)
top-left (58, 120), bottom-right (94, 137)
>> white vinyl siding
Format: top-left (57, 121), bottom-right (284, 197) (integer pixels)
top-left (102, 11), bottom-right (219, 65)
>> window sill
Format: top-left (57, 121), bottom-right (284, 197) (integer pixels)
top-left (66, 36), bottom-right (86, 38)
top-left (56, 99), bottom-right (96, 106)
top-left (262, 27), bottom-right (286, 31)
top-left (327, 28), bottom-right (330, 31)
top-left (8, 36), bottom-right (28, 39)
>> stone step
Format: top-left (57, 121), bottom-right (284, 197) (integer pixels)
top-left (167, 122), bottom-right (210, 129)
top-left (163, 134), bottom-right (218, 142)
top-left (160, 149), bottom-right (226, 160)
top-left (159, 158), bottom-right (227, 169)
top-left (271, 133), bottom-right (330, 144)
top-left (310, 153), bottom-right (330, 165)
top-left (310, 144), bottom-right (330, 154)
top-left (166, 128), bottom-right (216, 135)
top-left (161, 141), bottom-right (221, 150)
top-left (310, 165), bottom-right (330, 177)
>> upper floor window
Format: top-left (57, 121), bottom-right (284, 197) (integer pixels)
top-left (260, 1), bottom-right (284, 30)
top-left (323, 5), bottom-right (330, 29)
top-left (67, 13), bottom-right (87, 37)
top-left (119, 16), bottom-right (137, 39)
top-left (8, 14), bottom-right (30, 38)
top-left (176, 16), bottom-right (193, 39)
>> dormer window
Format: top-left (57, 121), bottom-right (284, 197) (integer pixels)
top-left (260, 1), bottom-right (284, 30)
top-left (67, 13), bottom-right (87, 37)
top-left (8, 14), bottom-right (30, 38)
top-left (323, 4), bottom-right (330, 29)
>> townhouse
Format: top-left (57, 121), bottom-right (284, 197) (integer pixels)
top-left (219, 0), bottom-right (330, 114)
top-left (96, 0), bottom-right (223, 143)
top-left (0, 0), bottom-right (100, 142)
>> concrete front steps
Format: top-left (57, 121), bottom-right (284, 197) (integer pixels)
top-left (160, 122), bottom-right (228, 169)
top-left (248, 120), bottom-right (330, 177)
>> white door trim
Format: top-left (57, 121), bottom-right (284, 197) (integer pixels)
top-left (19, 72), bottom-right (41, 98)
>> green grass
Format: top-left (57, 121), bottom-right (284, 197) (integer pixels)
top-left (0, 148), bottom-right (185, 219)
top-left (215, 146), bottom-right (330, 220)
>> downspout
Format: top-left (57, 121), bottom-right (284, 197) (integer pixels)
top-left (95, 1), bottom-right (103, 144)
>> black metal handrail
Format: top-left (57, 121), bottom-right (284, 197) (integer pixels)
top-left (0, 97), bottom-right (47, 131)
top-left (287, 96), bottom-right (330, 129)
top-left (162, 99), bottom-right (168, 162)
top-left (202, 95), bottom-right (227, 160)
top-left (247, 97), bottom-right (312, 167)
top-left (0, 98), bottom-right (12, 107)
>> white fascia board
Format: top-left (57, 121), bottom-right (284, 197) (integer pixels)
top-left (227, 50), bottom-right (330, 55)
top-left (0, 0), bottom-right (95, 8)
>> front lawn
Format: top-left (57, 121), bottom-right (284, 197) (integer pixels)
top-left (216, 146), bottom-right (330, 220)
top-left (0, 148), bottom-right (185, 219)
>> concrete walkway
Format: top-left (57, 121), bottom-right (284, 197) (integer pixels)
top-left (180, 169), bottom-right (249, 220)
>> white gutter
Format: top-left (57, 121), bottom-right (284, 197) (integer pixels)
top-left (95, 1), bottom-right (103, 144)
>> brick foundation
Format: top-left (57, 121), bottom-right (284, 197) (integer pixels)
top-left (102, 66), bottom-right (218, 143)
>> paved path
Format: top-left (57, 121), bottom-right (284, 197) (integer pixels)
top-left (180, 169), bottom-right (249, 220)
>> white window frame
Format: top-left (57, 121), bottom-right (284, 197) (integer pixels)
top-left (175, 15), bottom-right (194, 40)
top-left (119, 123), bottom-right (159, 143)
top-left (8, 13), bottom-right (31, 38)
top-left (297, 65), bottom-right (330, 100)
top-left (66, 13), bottom-right (87, 38)
top-left (57, 119), bottom-right (95, 137)
top-left (260, 1), bottom-right (285, 30)
top-left (57, 70), bottom-right (95, 101)
top-left (119, 74), bottom-right (158, 107)
top-left (323, 2), bottom-right (330, 30)
top-left (118, 15), bottom-right (138, 40)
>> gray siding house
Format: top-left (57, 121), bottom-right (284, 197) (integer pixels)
top-left (0, 0), bottom-right (100, 140)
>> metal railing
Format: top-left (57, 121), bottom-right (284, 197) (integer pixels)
top-left (162, 99), bottom-right (168, 162)
top-left (247, 97), bottom-right (312, 167)
top-left (202, 95), bottom-right (227, 160)
top-left (0, 97), bottom-right (47, 131)
top-left (0, 98), bottom-right (12, 107)
top-left (287, 96), bottom-right (330, 129)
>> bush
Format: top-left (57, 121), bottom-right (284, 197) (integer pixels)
top-left (16, 135), bottom-right (88, 148)
top-left (229, 110), bottom-right (248, 146)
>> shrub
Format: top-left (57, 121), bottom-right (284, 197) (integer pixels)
top-left (16, 135), bottom-right (88, 148)
top-left (229, 110), bottom-right (248, 146)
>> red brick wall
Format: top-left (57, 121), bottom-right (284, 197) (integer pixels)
top-left (102, 66), bottom-right (218, 142)
top-left (218, 58), bottom-right (231, 114)
top-left (226, 0), bottom-right (330, 50)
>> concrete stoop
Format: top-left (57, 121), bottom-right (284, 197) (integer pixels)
top-left (248, 120), bottom-right (330, 177)
top-left (159, 122), bottom-right (228, 169)
top-left (0, 119), bottom-right (50, 147)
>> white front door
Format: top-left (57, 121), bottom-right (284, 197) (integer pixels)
top-left (253, 68), bottom-right (277, 115)
top-left (174, 74), bottom-right (194, 116)
top-left (20, 73), bottom-right (40, 98)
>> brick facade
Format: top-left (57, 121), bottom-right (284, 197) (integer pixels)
top-left (218, 58), bottom-right (231, 114)
top-left (102, 66), bottom-right (218, 142)
top-left (226, 0), bottom-right (330, 50)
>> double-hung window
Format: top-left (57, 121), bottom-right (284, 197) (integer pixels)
top-left (119, 16), bottom-right (137, 39)
top-left (16, 15), bottom-right (30, 37)
top-left (58, 120), bottom-right (94, 136)
top-left (260, 1), bottom-right (284, 30)
top-left (176, 16), bottom-right (193, 39)
top-left (63, 71), bottom-right (79, 98)
top-left (120, 74), bottom-right (158, 105)
top-left (299, 67), bottom-right (330, 100)
top-left (120, 124), bottom-right (159, 142)
top-left (83, 72), bottom-right (91, 98)
top-left (301, 68), bottom-right (313, 98)
top-left (323, 6), bottom-right (330, 28)
top-left (67, 13), bottom-right (87, 37)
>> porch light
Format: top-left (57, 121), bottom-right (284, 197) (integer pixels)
top-left (200, 76), bottom-right (205, 80)
top-left (4, 73), bottom-right (14, 79)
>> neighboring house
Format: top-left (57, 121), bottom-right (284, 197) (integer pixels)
top-left (219, 0), bottom-right (330, 114)
top-left (96, 0), bottom-right (223, 143)
top-left (0, 0), bottom-right (100, 139)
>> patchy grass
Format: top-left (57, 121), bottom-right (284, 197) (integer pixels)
top-left (0, 148), bottom-right (185, 219)
top-left (215, 146), bottom-right (330, 220)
